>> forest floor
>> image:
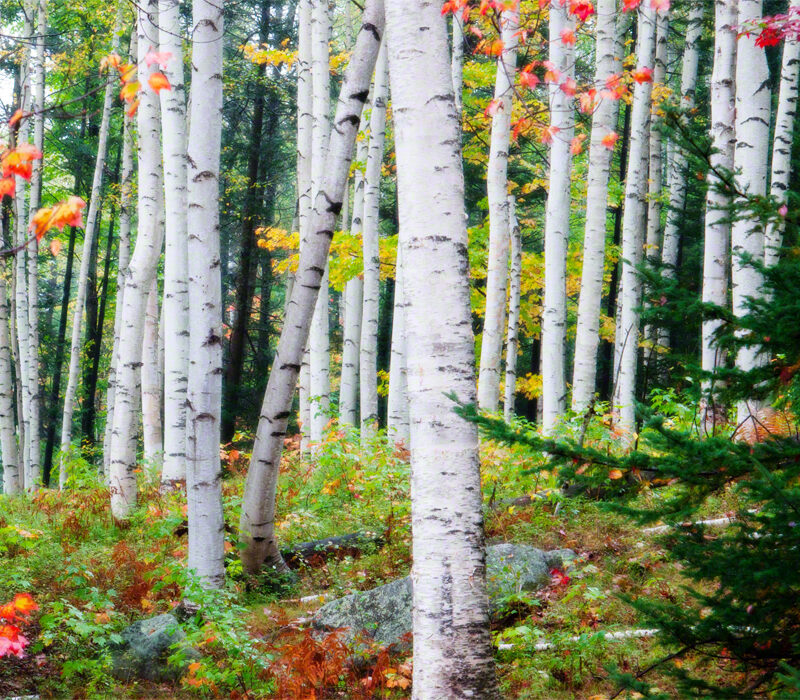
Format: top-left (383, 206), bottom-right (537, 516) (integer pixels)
top-left (0, 428), bottom-right (745, 698)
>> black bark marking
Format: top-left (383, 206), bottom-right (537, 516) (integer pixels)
top-left (350, 89), bottom-right (370, 103)
top-left (362, 22), bottom-right (381, 42)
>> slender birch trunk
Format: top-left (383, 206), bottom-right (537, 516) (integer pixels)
top-left (239, 0), bottom-right (384, 573)
top-left (702, 0), bottom-right (737, 385)
top-left (58, 16), bottom-right (119, 487)
top-left (477, 5), bottom-right (518, 413)
top-left (159, 0), bottom-right (190, 486)
top-left (732, 0), bottom-right (771, 425)
top-left (103, 63), bottom-right (135, 476)
top-left (387, 2), bottom-right (498, 694)
top-left (339, 133), bottom-right (367, 426)
top-left (765, 0), bottom-right (800, 268)
top-left (109, 0), bottom-right (165, 519)
top-left (297, 0), bottom-right (312, 448)
top-left (571, 0), bottom-right (624, 414)
top-left (309, 0), bottom-right (331, 445)
top-left (645, 11), bottom-right (668, 257)
top-left (359, 42), bottom-right (388, 436)
top-left (615, 2), bottom-right (656, 435)
top-left (541, 2), bottom-right (574, 433)
top-left (503, 196), bottom-right (521, 421)
top-left (142, 279), bottom-right (163, 469)
top-left (184, 0), bottom-right (226, 589)
top-left (452, 11), bottom-right (464, 118)
top-left (386, 244), bottom-right (409, 442)
top-left (0, 269), bottom-right (19, 493)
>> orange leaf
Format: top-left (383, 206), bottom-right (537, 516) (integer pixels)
top-left (99, 52), bottom-right (123, 73)
top-left (0, 178), bottom-right (15, 199)
top-left (608, 469), bottom-right (624, 480)
top-left (8, 109), bottom-right (24, 127)
top-left (120, 81), bottom-right (140, 102)
top-left (148, 72), bottom-right (171, 93)
top-left (126, 99), bottom-right (140, 117)
top-left (49, 238), bottom-right (63, 256)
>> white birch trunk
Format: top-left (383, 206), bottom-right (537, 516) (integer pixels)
top-left (732, 0), bottom-right (771, 425)
top-left (185, 0), bottom-right (226, 589)
top-left (239, 0), bottom-right (384, 573)
top-left (571, 0), bottom-right (626, 413)
top-left (615, 3), bottom-right (656, 435)
top-left (702, 0), bottom-right (737, 385)
top-left (59, 15), bottom-right (119, 486)
top-left (297, 0), bottom-right (312, 447)
top-left (386, 244), bottom-right (409, 442)
top-left (308, 0), bottom-right (331, 445)
top-left (765, 0), bottom-right (800, 268)
top-left (159, 0), bottom-right (190, 486)
top-left (503, 196), bottom-right (521, 421)
top-left (359, 42), bottom-right (388, 436)
top-left (0, 268), bottom-right (19, 493)
top-left (541, 2), bottom-right (574, 434)
top-left (109, 0), bottom-right (165, 519)
top-left (477, 6), bottom-right (518, 413)
top-left (142, 279), bottom-right (163, 469)
top-left (386, 2), bottom-right (498, 694)
top-left (646, 11), bottom-right (668, 257)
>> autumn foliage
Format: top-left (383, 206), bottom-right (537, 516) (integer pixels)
top-left (0, 594), bottom-right (37, 659)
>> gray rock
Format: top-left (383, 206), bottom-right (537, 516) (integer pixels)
top-left (111, 613), bottom-right (199, 682)
top-left (312, 544), bottom-right (575, 649)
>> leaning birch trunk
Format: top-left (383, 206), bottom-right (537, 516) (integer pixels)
top-left (308, 0), bottom-right (331, 445)
top-left (103, 67), bottom-right (135, 476)
top-left (765, 0), bottom-right (800, 268)
top-left (571, 0), bottom-right (618, 414)
top-left (23, 0), bottom-right (47, 489)
top-left (159, 0), bottom-right (190, 486)
top-left (452, 11), bottom-right (464, 117)
top-left (386, 2), bottom-right (499, 695)
top-left (657, 5), bottom-right (703, 352)
top-left (58, 25), bottom-right (118, 487)
top-left (477, 5), bottom-right (518, 413)
top-left (503, 196), bottom-right (521, 421)
top-left (702, 0), bottom-right (737, 389)
top-left (615, 2), bottom-right (656, 436)
top-left (239, 0), bottom-right (385, 573)
top-left (297, 0), bottom-right (312, 448)
top-left (185, 0), bottom-right (226, 589)
top-left (359, 42), bottom-right (388, 437)
top-left (142, 280), bottom-right (163, 470)
top-left (386, 244), bottom-right (409, 442)
top-left (541, 2), bottom-right (574, 434)
top-left (732, 0), bottom-right (771, 425)
top-left (0, 270), bottom-right (20, 493)
top-left (339, 130), bottom-right (367, 427)
top-left (109, 0), bottom-right (165, 520)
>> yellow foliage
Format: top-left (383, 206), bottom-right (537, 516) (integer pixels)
top-left (516, 373), bottom-right (543, 400)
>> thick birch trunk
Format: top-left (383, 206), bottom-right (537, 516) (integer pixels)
top-left (159, 0), bottom-right (190, 486)
top-left (702, 0), bottom-right (737, 385)
top-left (615, 3), bottom-right (656, 435)
top-left (572, 0), bottom-right (627, 413)
top-left (503, 196), bottom-right (521, 421)
top-left (185, 0), bottom-right (226, 589)
top-left (309, 0), bottom-right (331, 445)
top-left (386, 2), bottom-right (498, 695)
top-left (239, 0), bottom-right (384, 573)
top-left (109, 0), bottom-right (165, 519)
top-left (477, 6), bottom-right (518, 413)
top-left (541, 2), bottom-right (574, 433)
top-left (732, 0), bottom-right (771, 425)
top-left (386, 244), bottom-right (409, 442)
top-left (765, 0), bottom-right (800, 268)
top-left (59, 17), bottom-right (119, 486)
top-left (142, 279), bottom-right (163, 469)
top-left (359, 42), bottom-right (388, 436)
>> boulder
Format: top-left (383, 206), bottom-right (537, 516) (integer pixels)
top-left (111, 613), bottom-right (199, 683)
top-left (312, 544), bottom-right (575, 649)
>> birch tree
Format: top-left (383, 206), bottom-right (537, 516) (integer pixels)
top-left (142, 280), bottom-right (163, 469)
top-left (541, 1), bottom-right (574, 433)
top-left (185, 0), bottom-right (226, 589)
top-left (239, 0), bottom-right (384, 573)
top-left (646, 11), bottom-right (668, 258)
top-left (572, 0), bottom-right (625, 413)
top-left (108, 0), bottom-right (165, 519)
top-left (452, 11), bottom-right (464, 117)
top-left (477, 4), bottom-right (518, 413)
top-left (159, 0), bottom-right (190, 486)
top-left (615, 2), bottom-right (656, 435)
top-left (359, 42), bottom-right (388, 436)
top-left (0, 269), bottom-right (19, 493)
top-left (503, 195), bottom-right (521, 421)
top-left (387, 2), bottom-right (498, 694)
top-left (387, 244), bottom-right (409, 442)
top-left (702, 0), bottom-right (737, 385)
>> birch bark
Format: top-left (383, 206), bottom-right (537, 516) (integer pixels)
top-left (386, 2), bottom-right (498, 694)
top-left (185, 0), bottom-right (226, 589)
top-left (0, 267), bottom-right (19, 493)
top-left (477, 5), bottom-right (518, 413)
top-left (503, 196), bottom-right (521, 421)
top-left (142, 279), bottom-right (163, 469)
top-left (239, 0), bottom-right (384, 573)
top-left (386, 244), bottom-right (409, 442)
top-left (452, 12), bottom-right (464, 117)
